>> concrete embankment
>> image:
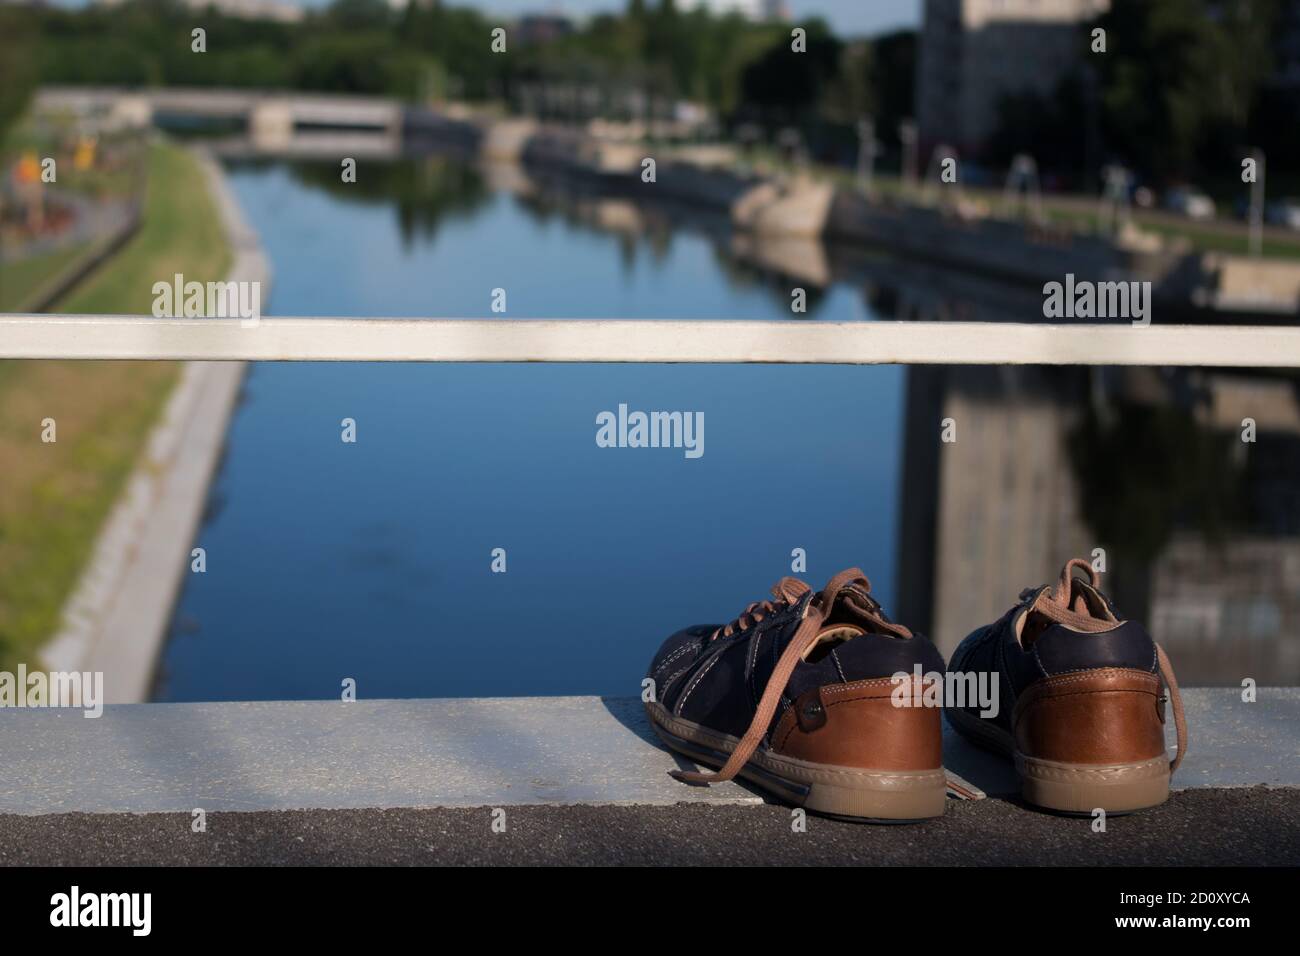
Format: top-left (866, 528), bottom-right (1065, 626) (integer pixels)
top-left (40, 149), bottom-right (269, 704)
top-left (825, 189), bottom-right (1141, 286)
top-left (0, 690), bottom-right (1293, 815)
top-left (466, 115), bottom-right (1295, 309)
top-left (515, 124), bottom-right (774, 217)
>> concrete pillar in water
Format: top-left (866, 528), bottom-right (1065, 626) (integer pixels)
top-left (250, 100), bottom-right (294, 152)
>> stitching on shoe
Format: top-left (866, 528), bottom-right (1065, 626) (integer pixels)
top-left (746, 626), bottom-right (765, 708)
top-left (1028, 667), bottom-right (1159, 691)
top-left (665, 632), bottom-right (748, 712)
top-left (830, 647), bottom-right (848, 683)
top-left (676, 652), bottom-right (724, 716)
top-left (820, 677), bottom-right (899, 694)
top-left (1038, 664), bottom-right (1161, 681)
top-left (1013, 673), bottom-right (1160, 721)
top-left (1021, 687), bottom-right (1158, 706)
top-left (771, 698), bottom-right (792, 742)
top-left (656, 705), bottom-right (946, 782)
top-left (1032, 642), bottom-right (1052, 680)
top-left (775, 714), bottom-right (795, 750)
top-left (653, 642), bottom-right (697, 677)
top-left (997, 632), bottom-right (1019, 703)
top-left (773, 686), bottom-right (915, 750)
top-left (1029, 635), bottom-right (1158, 683)
top-left (660, 662), bottom-right (697, 703)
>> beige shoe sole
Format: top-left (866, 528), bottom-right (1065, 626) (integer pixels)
top-left (646, 701), bottom-right (946, 822)
top-left (945, 706), bottom-right (1170, 814)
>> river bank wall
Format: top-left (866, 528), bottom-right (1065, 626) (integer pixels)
top-left (40, 148), bottom-right (270, 704)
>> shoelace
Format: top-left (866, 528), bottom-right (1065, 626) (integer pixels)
top-left (709, 577), bottom-right (811, 641)
top-left (672, 567), bottom-right (881, 786)
top-left (1028, 558), bottom-right (1188, 775)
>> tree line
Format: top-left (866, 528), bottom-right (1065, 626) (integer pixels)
top-left (4, 0), bottom-right (1296, 190)
top-left (2, 1), bottom-right (907, 143)
top-left (991, 0), bottom-right (1297, 190)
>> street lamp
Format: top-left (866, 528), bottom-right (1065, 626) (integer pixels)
top-left (1098, 164), bottom-right (1132, 234)
top-left (777, 127), bottom-right (805, 172)
top-left (856, 116), bottom-right (877, 195)
top-left (899, 119), bottom-right (918, 190)
top-left (1003, 154), bottom-right (1043, 223)
top-left (1247, 148), bottom-right (1265, 259)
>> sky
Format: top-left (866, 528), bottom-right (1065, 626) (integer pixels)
top-left (438, 1), bottom-right (921, 37)
top-left (60, 0), bottom-right (921, 39)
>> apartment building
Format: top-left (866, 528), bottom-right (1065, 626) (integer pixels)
top-left (916, 0), bottom-right (1109, 159)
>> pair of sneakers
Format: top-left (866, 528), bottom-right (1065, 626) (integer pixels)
top-left (644, 559), bottom-right (1188, 822)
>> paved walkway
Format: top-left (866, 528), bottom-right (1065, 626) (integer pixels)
top-left (2, 790), bottom-right (1296, 866)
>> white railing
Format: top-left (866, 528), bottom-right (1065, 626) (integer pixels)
top-left (4, 315), bottom-right (1300, 366)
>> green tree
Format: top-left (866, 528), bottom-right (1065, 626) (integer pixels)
top-left (820, 40), bottom-right (873, 125)
top-left (1094, 0), bottom-right (1278, 182)
top-left (291, 33), bottom-right (400, 94)
top-left (740, 20), bottom-right (842, 126)
top-left (0, 9), bottom-right (37, 142)
top-left (988, 73), bottom-right (1091, 185)
top-left (868, 30), bottom-right (915, 151)
top-left (327, 0), bottom-right (392, 32)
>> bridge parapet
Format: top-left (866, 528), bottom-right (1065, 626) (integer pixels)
top-left (34, 86), bottom-right (403, 135)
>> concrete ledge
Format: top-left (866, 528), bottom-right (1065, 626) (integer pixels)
top-left (0, 697), bottom-right (758, 815)
top-left (0, 691), bottom-right (1295, 815)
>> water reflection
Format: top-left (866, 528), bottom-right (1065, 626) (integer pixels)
top-left (153, 151), bottom-right (1300, 697)
top-left (286, 158), bottom-right (491, 247)
top-left (897, 365), bottom-right (1300, 684)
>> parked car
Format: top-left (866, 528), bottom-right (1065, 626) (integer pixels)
top-left (1164, 188), bottom-right (1216, 220)
top-left (1265, 199), bottom-right (1300, 231)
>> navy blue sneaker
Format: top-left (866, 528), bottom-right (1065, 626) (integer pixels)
top-left (946, 559), bottom-right (1188, 813)
top-left (645, 568), bottom-right (947, 821)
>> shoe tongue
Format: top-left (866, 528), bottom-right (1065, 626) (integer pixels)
top-left (826, 579), bottom-right (912, 639)
top-left (1025, 576), bottom-right (1117, 634)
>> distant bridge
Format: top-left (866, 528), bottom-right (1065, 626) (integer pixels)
top-left (34, 86), bottom-right (404, 148)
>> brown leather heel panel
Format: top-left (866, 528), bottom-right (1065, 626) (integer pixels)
top-left (771, 678), bottom-right (942, 771)
top-left (1013, 668), bottom-right (1166, 765)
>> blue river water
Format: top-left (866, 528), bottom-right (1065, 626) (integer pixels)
top-left (153, 159), bottom-right (907, 700)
